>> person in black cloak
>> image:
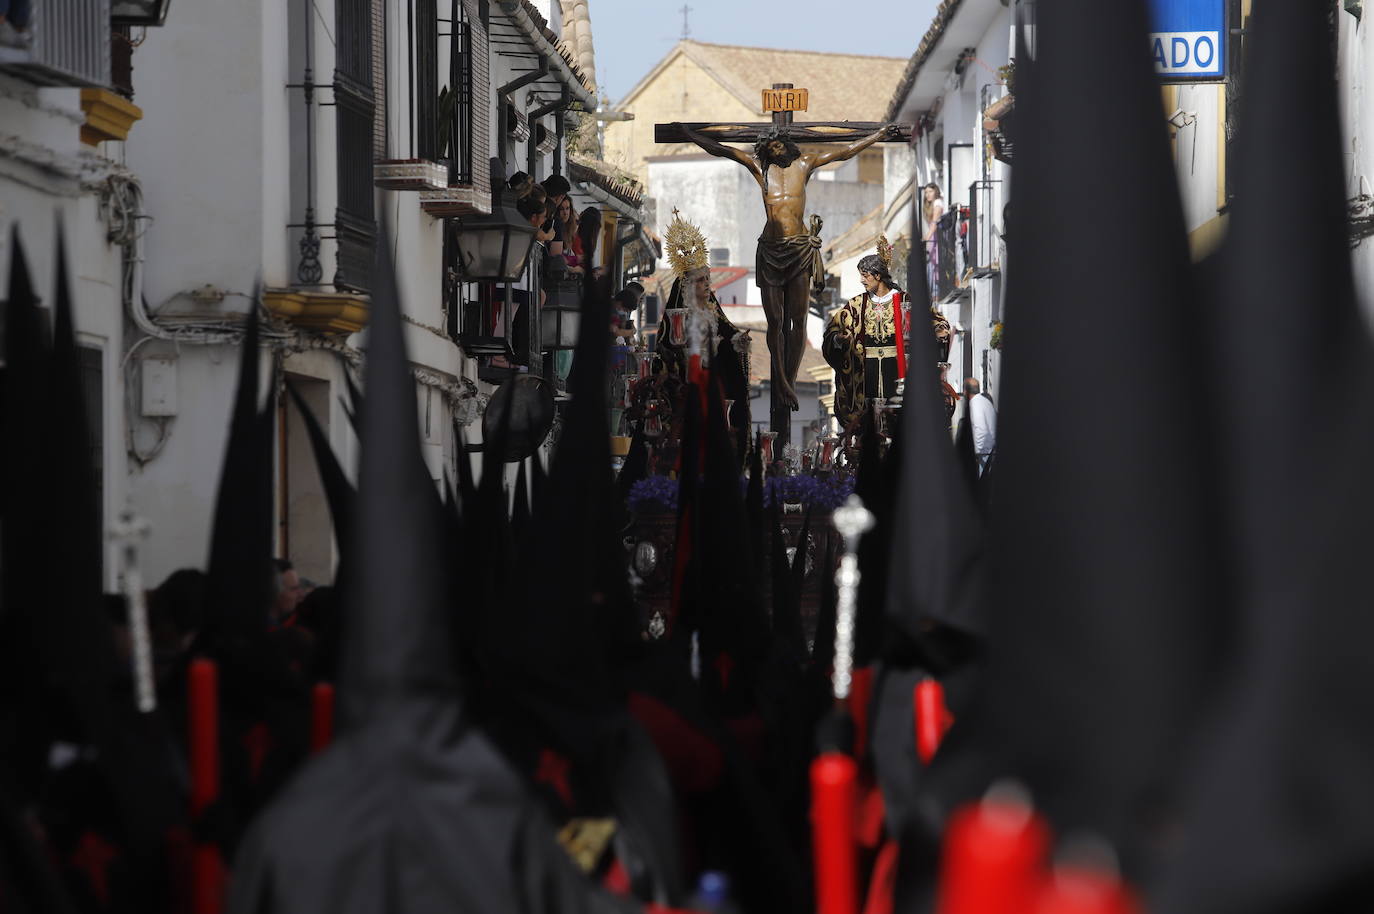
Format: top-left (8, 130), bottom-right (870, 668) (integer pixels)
top-left (1, 228), bottom-right (182, 913)
top-left (194, 305), bottom-right (309, 846)
top-left (619, 358), bottom-right (810, 913)
top-left (227, 228), bottom-right (642, 914)
top-left (469, 215), bottom-right (688, 906)
top-left (859, 244), bottom-right (990, 913)
top-left (952, 0), bottom-right (1217, 878)
top-left (1151, 1), bottom-right (1374, 910)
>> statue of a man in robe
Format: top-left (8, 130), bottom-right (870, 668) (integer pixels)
top-left (676, 122), bottom-right (900, 411)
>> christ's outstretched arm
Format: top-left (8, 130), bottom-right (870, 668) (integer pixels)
top-left (808, 123), bottom-right (901, 169)
top-left (678, 123), bottom-right (763, 180)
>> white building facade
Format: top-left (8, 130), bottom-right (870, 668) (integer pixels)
top-left (884, 0), bottom-right (1018, 407)
top-left (2, 0), bottom-right (646, 589)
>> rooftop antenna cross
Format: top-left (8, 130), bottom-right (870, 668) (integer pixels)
top-left (680, 3), bottom-right (692, 40)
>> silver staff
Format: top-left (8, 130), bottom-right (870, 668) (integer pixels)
top-left (110, 510), bottom-right (157, 713)
top-left (830, 495), bottom-right (874, 701)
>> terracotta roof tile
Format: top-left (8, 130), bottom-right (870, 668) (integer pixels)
top-left (678, 41), bottom-right (908, 122)
top-left (569, 154), bottom-right (643, 207)
top-left (883, 0), bottom-right (968, 122)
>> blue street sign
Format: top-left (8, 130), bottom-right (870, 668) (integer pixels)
top-left (1148, 0), bottom-right (1227, 80)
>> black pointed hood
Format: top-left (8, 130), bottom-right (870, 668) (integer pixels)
top-left (1, 228), bottom-right (49, 624)
top-left (0, 230), bottom-right (55, 791)
top-left (336, 236), bottom-right (454, 729)
top-left (43, 229), bottom-right (115, 711)
top-left (525, 249), bottom-right (636, 690)
top-left (204, 304), bottom-right (275, 643)
top-left (231, 224), bottom-right (646, 914)
top-left (696, 373), bottom-right (767, 713)
top-left (974, 0), bottom-right (1217, 859)
top-left (885, 254), bottom-right (986, 644)
top-left (1155, 1), bottom-right (1374, 910)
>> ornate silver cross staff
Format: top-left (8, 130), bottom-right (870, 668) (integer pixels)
top-left (110, 510), bottom-right (157, 713)
top-left (830, 494), bottom-right (875, 701)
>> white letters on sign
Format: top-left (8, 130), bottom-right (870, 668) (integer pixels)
top-left (1150, 31), bottom-right (1222, 76)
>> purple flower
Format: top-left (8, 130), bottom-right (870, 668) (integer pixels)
top-left (763, 473), bottom-right (854, 511)
top-left (628, 475), bottom-right (679, 513)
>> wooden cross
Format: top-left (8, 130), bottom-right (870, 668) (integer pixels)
top-left (655, 86), bottom-right (913, 443)
top-left (654, 83), bottom-right (915, 146)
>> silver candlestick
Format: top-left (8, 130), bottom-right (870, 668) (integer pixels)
top-left (110, 510), bottom-right (157, 713)
top-left (830, 495), bottom-right (875, 701)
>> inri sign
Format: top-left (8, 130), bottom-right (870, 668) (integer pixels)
top-left (1148, 0), bottom-right (1228, 80)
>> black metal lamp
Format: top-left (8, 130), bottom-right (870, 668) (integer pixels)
top-left (112, 0), bottom-right (172, 26)
top-left (453, 158), bottom-right (537, 282)
top-left (540, 279), bottom-right (581, 351)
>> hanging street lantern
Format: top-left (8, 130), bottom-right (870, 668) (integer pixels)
top-left (452, 158), bottom-right (537, 283)
top-left (540, 279), bottom-right (582, 351)
top-left (112, 0), bottom-right (172, 25)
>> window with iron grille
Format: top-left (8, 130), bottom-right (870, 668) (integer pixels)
top-left (335, 0), bottom-right (378, 293)
top-left (465, 0), bottom-right (490, 199)
top-left (415, 0), bottom-right (440, 160)
top-left (372, 0), bottom-right (388, 160)
top-left (414, 0), bottom-right (484, 185)
top-left (449, 3), bottom-right (474, 185)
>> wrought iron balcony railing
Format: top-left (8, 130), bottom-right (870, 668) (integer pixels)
top-left (966, 179), bottom-right (1005, 277)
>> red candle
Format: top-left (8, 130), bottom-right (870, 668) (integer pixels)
top-left (811, 752), bottom-right (859, 914)
top-left (188, 658), bottom-right (223, 914)
top-left (1033, 866), bottom-right (1138, 914)
top-left (688, 353), bottom-right (703, 385)
top-left (915, 678), bottom-right (953, 763)
top-left (311, 682), bottom-right (336, 754)
top-left (192, 845), bottom-right (225, 914)
top-left (936, 788), bottom-right (1051, 914)
top-left (188, 658), bottom-right (219, 818)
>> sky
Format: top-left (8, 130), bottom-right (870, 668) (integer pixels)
top-left (586, 0), bottom-right (942, 106)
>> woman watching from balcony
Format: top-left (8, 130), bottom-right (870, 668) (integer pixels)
top-left (921, 182), bottom-right (944, 300)
top-left (557, 198), bottom-right (584, 275)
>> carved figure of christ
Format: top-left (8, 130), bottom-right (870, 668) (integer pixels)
top-left (675, 122), bottom-right (899, 412)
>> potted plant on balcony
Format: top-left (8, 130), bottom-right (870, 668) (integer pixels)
top-left (985, 59), bottom-right (1016, 165)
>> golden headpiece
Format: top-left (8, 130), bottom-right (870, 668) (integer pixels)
top-left (876, 234), bottom-right (893, 271)
top-left (665, 208), bottom-right (710, 277)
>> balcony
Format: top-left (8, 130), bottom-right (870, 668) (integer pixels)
top-left (374, 159), bottom-right (448, 191)
top-left (263, 289), bottom-right (370, 335)
top-left (0, 0), bottom-right (111, 87)
top-left (966, 179), bottom-right (1004, 278)
top-left (420, 184), bottom-right (491, 217)
top-left (930, 209), bottom-right (968, 303)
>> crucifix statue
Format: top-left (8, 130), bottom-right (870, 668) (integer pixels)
top-left (657, 85), bottom-right (911, 442)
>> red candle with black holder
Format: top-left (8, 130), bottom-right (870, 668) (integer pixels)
top-left (935, 786), bottom-right (1051, 914)
top-left (188, 658), bottom-right (224, 914)
top-left (311, 682), bottom-right (336, 754)
top-left (811, 751), bottom-right (859, 914)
